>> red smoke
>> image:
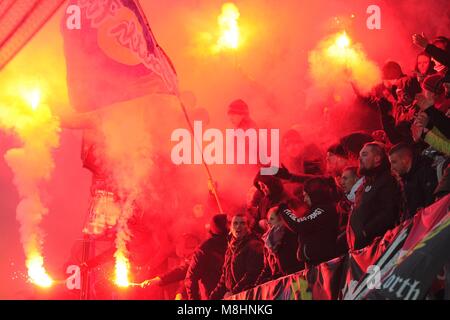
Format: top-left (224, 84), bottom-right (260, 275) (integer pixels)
top-left (0, 0), bottom-right (449, 299)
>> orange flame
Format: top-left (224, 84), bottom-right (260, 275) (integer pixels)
top-left (336, 31), bottom-right (350, 49)
top-left (213, 3), bottom-right (240, 52)
top-left (308, 31), bottom-right (381, 93)
top-left (114, 251), bottom-right (130, 288)
top-left (22, 88), bottom-right (41, 111)
top-left (27, 255), bottom-right (53, 288)
top-left (327, 31), bottom-right (353, 62)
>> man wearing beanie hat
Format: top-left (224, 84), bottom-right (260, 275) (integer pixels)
top-left (185, 214), bottom-right (229, 300)
top-left (326, 143), bottom-right (352, 179)
top-left (209, 214), bottom-right (228, 236)
top-left (227, 99), bottom-right (257, 130)
top-left (371, 60), bottom-right (422, 145)
top-left (413, 73), bottom-right (450, 140)
top-left (209, 213), bottom-right (264, 299)
top-left (383, 61), bottom-right (421, 104)
top-left (381, 61), bottom-right (421, 103)
top-left (228, 99), bottom-right (249, 115)
top-left (382, 61), bottom-right (405, 82)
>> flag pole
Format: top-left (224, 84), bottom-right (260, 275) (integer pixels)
top-left (178, 100), bottom-right (225, 214)
top-left (134, 0), bottom-right (224, 214)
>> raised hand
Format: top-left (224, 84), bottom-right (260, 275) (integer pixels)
top-left (273, 164), bottom-right (292, 180)
top-left (415, 112), bottom-right (430, 128)
top-left (412, 32), bottom-right (429, 49)
top-left (411, 122), bottom-right (424, 142)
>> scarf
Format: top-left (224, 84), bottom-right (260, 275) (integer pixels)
top-left (264, 225), bottom-right (285, 253)
top-left (346, 177), bottom-right (364, 203)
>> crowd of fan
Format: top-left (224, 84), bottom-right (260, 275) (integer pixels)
top-left (142, 33), bottom-right (450, 300)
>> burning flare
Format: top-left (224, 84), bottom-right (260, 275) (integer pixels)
top-left (335, 31), bottom-right (351, 49)
top-left (27, 255), bottom-right (53, 288)
top-left (0, 82), bottom-right (59, 288)
top-left (100, 102), bottom-right (156, 289)
top-left (112, 199), bottom-right (136, 289)
top-left (114, 250), bottom-right (130, 288)
top-left (213, 3), bottom-right (241, 52)
top-left (22, 88), bottom-right (41, 111)
top-left (113, 200), bottom-right (136, 288)
top-left (326, 31), bottom-right (353, 66)
top-left (309, 31), bottom-right (381, 93)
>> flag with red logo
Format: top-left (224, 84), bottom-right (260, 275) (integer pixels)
top-left (62, 0), bottom-right (178, 112)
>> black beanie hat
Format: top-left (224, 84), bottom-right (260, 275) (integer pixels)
top-left (228, 99), bottom-right (249, 115)
top-left (382, 61), bottom-right (404, 80)
top-left (422, 74), bottom-right (445, 95)
top-left (339, 132), bottom-right (374, 159)
top-left (210, 214), bottom-right (228, 235)
top-left (253, 174), bottom-right (284, 204)
top-left (304, 177), bottom-right (337, 206)
top-left (327, 143), bottom-right (348, 159)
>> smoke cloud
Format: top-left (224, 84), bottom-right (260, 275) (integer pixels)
top-left (0, 0), bottom-right (448, 298)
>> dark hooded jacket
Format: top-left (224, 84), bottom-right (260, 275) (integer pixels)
top-left (209, 234), bottom-right (264, 299)
top-left (400, 156), bottom-right (438, 220)
top-left (279, 178), bottom-right (339, 266)
top-left (184, 233), bottom-right (228, 300)
top-left (347, 161), bottom-right (402, 250)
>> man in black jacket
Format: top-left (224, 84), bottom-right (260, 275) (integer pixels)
top-left (347, 142), bottom-right (402, 250)
top-left (209, 213), bottom-right (264, 300)
top-left (279, 177), bottom-right (339, 267)
top-left (184, 214), bottom-right (229, 300)
top-left (389, 143), bottom-right (438, 220)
